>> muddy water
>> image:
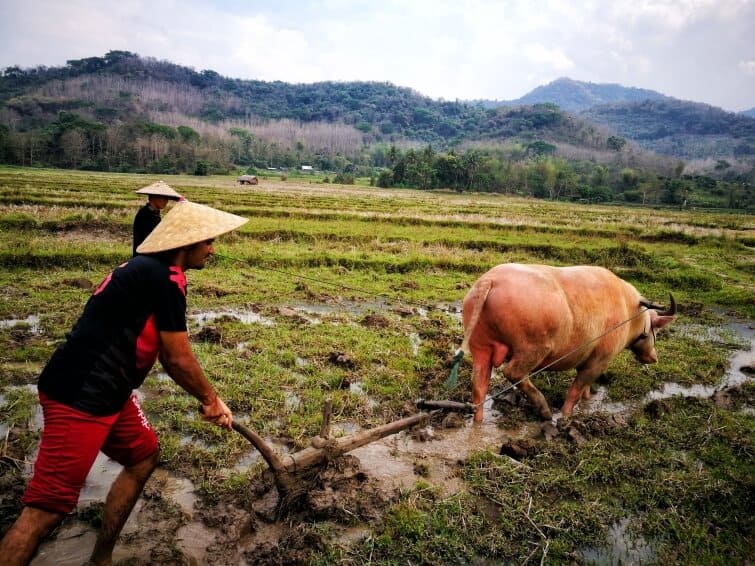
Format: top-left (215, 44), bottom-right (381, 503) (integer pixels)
top-left (568, 318), bottom-right (754, 418)
top-left (351, 398), bottom-right (540, 495)
top-left (0, 315), bottom-right (42, 334)
top-left (581, 517), bottom-right (655, 565)
top-left (189, 308), bottom-right (275, 327)
top-left (30, 462), bottom-right (198, 566)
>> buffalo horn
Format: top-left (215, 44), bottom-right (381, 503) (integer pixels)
top-left (640, 294), bottom-right (677, 316)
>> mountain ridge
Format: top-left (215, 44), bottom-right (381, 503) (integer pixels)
top-left (0, 51), bottom-right (753, 177)
top-left (489, 77), bottom-right (673, 112)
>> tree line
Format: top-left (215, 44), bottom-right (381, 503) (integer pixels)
top-left (0, 109), bottom-right (751, 208)
top-left (375, 145), bottom-right (753, 209)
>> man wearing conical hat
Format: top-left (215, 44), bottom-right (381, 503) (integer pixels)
top-left (0, 201), bottom-right (247, 566)
top-left (132, 180), bottom-right (182, 256)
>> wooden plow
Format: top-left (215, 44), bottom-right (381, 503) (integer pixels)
top-left (232, 398), bottom-right (475, 505)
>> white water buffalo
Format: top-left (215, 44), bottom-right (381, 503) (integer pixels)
top-left (461, 264), bottom-right (677, 422)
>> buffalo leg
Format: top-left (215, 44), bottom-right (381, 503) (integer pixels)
top-left (503, 356), bottom-right (552, 420)
top-left (562, 380), bottom-right (587, 417)
top-left (515, 378), bottom-right (552, 420)
top-left (470, 350), bottom-right (492, 423)
top-left (562, 364), bottom-right (606, 416)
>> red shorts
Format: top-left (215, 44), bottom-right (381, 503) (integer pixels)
top-left (23, 392), bottom-right (159, 514)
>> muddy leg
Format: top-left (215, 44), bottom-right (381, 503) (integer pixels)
top-left (470, 353), bottom-right (492, 423)
top-left (562, 381), bottom-right (586, 417)
top-left (503, 355), bottom-right (551, 420)
top-left (515, 378), bottom-right (552, 420)
top-left (0, 506), bottom-right (65, 565)
top-left (89, 450), bottom-right (160, 566)
top-left (562, 366), bottom-right (604, 417)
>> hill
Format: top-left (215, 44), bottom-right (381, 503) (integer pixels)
top-left (582, 99), bottom-right (755, 162)
top-left (481, 78), bottom-right (755, 162)
top-left (0, 51), bottom-right (660, 164)
top-left (489, 77), bottom-right (671, 112)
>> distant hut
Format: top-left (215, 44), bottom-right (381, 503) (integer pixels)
top-left (237, 175), bottom-right (259, 186)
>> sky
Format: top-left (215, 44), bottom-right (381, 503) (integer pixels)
top-left (1, 0), bottom-right (754, 112)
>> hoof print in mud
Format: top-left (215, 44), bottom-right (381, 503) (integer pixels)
top-left (645, 399), bottom-right (672, 418)
top-left (499, 435), bottom-right (538, 459)
top-left (329, 351), bottom-right (356, 369)
top-left (540, 421), bottom-right (558, 442)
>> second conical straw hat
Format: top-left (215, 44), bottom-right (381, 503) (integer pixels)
top-left (136, 201), bottom-right (248, 254)
top-left (135, 180), bottom-right (182, 200)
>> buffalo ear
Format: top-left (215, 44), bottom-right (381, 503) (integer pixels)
top-left (651, 313), bottom-right (675, 330)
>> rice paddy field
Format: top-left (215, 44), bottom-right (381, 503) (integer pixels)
top-left (0, 165), bottom-right (753, 564)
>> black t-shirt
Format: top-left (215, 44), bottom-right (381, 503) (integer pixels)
top-left (38, 255), bottom-right (188, 415)
top-left (132, 204), bottom-right (161, 255)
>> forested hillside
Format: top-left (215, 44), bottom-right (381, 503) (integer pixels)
top-left (489, 77), bottom-right (671, 112)
top-left (583, 100), bottom-right (755, 160)
top-left (0, 51), bottom-right (752, 209)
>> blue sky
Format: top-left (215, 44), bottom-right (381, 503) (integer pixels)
top-left (1, 0), bottom-right (753, 111)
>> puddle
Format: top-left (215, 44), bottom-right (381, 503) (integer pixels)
top-left (332, 421), bottom-right (360, 435)
top-left (155, 469), bottom-right (197, 518)
top-left (582, 518), bottom-right (655, 565)
top-left (0, 384), bottom-right (42, 437)
top-left (408, 332), bottom-right (422, 356)
top-left (563, 318), bottom-right (755, 417)
top-left (30, 522), bottom-right (98, 566)
top-left (78, 453), bottom-right (126, 507)
top-left (189, 309), bottom-right (275, 327)
top-left (152, 371), bottom-right (173, 383)
top-left (234, 436), bottom-right (291, 473)
top-left (351, 398), bottom-right (525, 495)
top-left (349, 381), bottom-right (380, 409)
top-left (176, 521), bottom-right (217, 564)
top-left (29, 464), bottom-right (200, 565)
top-left (0, 315), bottom-right (42, 334)
top-left (284, 390), bottom-right (301, 411)
top-left (645, 318), bottom-right (753, 404)
top-left (349, 381), bottom-right (366, 395)
top-left (292, 300), bottom-right (388, 317)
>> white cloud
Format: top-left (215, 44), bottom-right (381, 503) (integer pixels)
top-left (609, 0), bottom-right (748, 31)
top-left (0, 0), bottom-right (753, 110)
top-left (524, 44), bottom-right (574, 72)
top-left (739, 61), bottom-right (755, 76)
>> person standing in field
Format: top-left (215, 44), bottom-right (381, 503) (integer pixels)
top-left (132, 180), bottom-right (183, 256)
top-left (0, 201), bottom-right (247, 566)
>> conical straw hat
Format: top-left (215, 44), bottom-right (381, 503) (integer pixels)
top-left (136, 201), bottom-right (248, 253)
top-left (135, 180), bottom-right (182, 200)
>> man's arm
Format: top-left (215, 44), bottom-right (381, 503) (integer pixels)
top-left (159, 330), bottom-right (233, 429)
